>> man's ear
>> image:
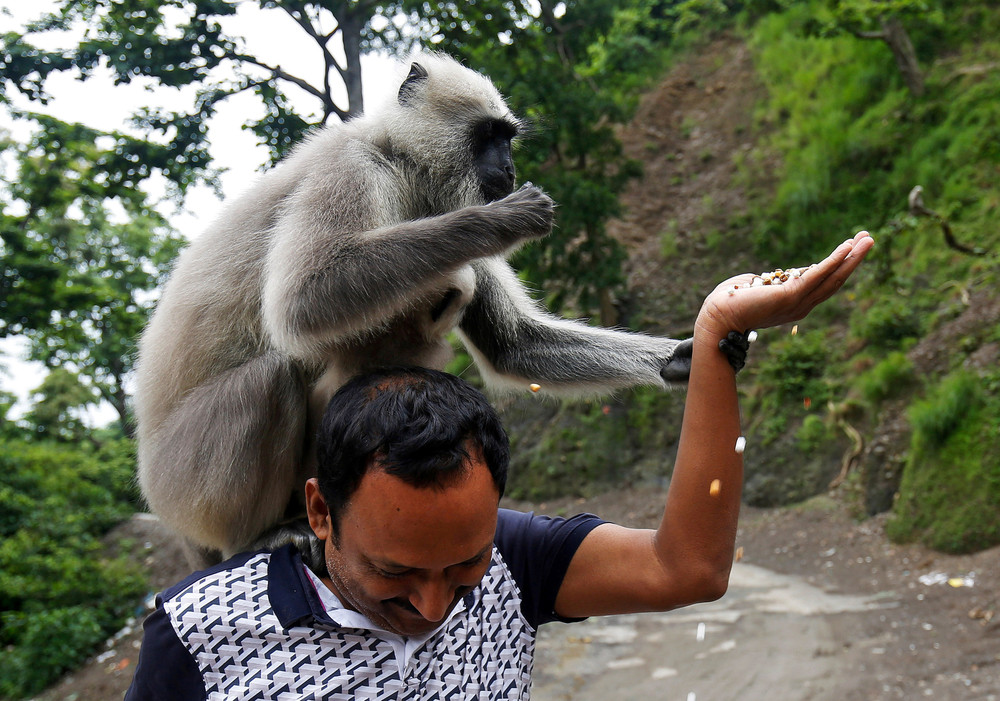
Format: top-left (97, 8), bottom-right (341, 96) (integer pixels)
top-left (305, 478), bottom-right (333, 541)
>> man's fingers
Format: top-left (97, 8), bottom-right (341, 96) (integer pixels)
top-left (806, 233), bottom-right (874, 303)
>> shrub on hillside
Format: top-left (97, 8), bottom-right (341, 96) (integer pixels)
top-left (0, 439), bottom-right (146, 699)
top-left (888, 370), bottom-right (1000, 553)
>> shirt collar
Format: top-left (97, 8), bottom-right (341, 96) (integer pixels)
top-left (267, 544), bottom-right (326, 629)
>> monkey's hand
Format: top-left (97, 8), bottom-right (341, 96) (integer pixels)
top-left (660, 333), bottom-right (748, 383)
top-left (719, 331), bottom-right (750, 373)
top-left (488, 182), bottom-right (555, 244)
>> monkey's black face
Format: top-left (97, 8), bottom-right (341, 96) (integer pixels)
top-left (472, 119), bottom-right (518, 203)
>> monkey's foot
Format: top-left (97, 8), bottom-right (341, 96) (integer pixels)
top-left (249, 519), bottom-right (327, 575)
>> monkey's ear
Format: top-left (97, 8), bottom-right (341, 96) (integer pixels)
top-left (398, 62), bottom-right (429, 105)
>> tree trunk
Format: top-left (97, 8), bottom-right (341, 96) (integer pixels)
top-left (880, 16), bottom-right (924, 97)
top-left (339, 13), bottom-right (365, 120)
top-left (599, 287), bottom-right (618, 327)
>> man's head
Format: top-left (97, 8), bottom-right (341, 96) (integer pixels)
top-left (313, 366), bottom-right (509, 540)
top-left (306, 366), bottom-right (509, 636)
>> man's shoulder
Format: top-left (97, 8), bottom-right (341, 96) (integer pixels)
top-left (161, 549), bottom-right (270, 603)
top-left (494, 508), bottom-right (605, 553)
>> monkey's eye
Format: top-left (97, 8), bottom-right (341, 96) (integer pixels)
top-left (473, 119), bottom-right (518, 146)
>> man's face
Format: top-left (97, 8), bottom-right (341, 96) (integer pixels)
top-left (306, 454), bottom-right (499, 637)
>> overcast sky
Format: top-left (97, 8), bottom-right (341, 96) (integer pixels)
top-left (0, 0), bottom-right (399, 423)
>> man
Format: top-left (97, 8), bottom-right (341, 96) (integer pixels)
top-left (126, 233), bottom-right (873, 699)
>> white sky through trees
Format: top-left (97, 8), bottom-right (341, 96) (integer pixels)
top-left (0, 0), bottom-right (399, 423)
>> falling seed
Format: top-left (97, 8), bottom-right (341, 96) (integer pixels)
top-left (735, 436), bottom-right (746, 454)
top-left (791, 324), bottom-right (798, 336)
top-left (734, 546), bottom-right (744, 562)
top-left (529, 383), bottom-right (541, 393)
top-left (747, 330), bottom-right (758, 343)
top-left (709, 479), bottom-right (721, 497)
top-left (696, 622), bottom-right (706, 642)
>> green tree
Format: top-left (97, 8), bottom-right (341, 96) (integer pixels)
top-left (2, 0), bottom-right (406, 164)
top-left (805, 0), bottom-right (946, 96)
top-left (0, 388), bottom-right (21, 440)
top-left (1, 115), bottom-right (185, 435)
top-left (386, 0), bottom-right (672, 322)
top-left (0, 438), bottom-right (145, 698)
top-left (21, 368), bottom-right (97, 443)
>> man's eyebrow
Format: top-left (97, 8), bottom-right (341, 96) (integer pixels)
top-left (458, 543), bottom-right (494, 565)
top-left (374, 543), bottom-right (493, 571)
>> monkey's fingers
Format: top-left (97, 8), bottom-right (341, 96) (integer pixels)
top-left (718, 330), bottom-right (750, 373)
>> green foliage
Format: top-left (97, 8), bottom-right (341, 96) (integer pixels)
top-left (21, 368), bottom-right (98, 442)
top-left (1, 115), bottom-right (186, 432)
top-left (745, 330), bottom-right (837, 445)
top-left (746, 0), bottom-right (1000, 264)
top-left (795, 413), bottom-right (836, 453)
top-left (731, 0), bottom-right (1000, 536)
top-left (854, 351), bottom-right (915, 404)
top-left (2, 0), bottom-right (380, 164)
top-left (0, 389), bottom-right (21, 440)
top-left (748, 5), bottom-right (900, 260)
top-left (1, 607), bottom-right (105, 699)
top-left (850, 298), bottom-right (924, 350)
top-left (888, 370), bottom-right (1000, 553)
top-left (907, 369), bottom-right (980, 453)
top-left (507, 386), bottom-right (683, 500)
top-left (0, 438), bottom-right (145, 698)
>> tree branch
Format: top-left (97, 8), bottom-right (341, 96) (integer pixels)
top-left (278, 2), bottom-right (329, 46)
top-left (233, 53), bottom-right (327, 102)
top-left (851, 29), bottom-right (887, 40)
top-left (908, 186), bottom-right (985, 256)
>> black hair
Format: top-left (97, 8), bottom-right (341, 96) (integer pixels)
top-left (315, 366), bottom-right (509, 538)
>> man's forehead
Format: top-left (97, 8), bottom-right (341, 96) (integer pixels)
top-left (343, 460), bottom-right (499, 563)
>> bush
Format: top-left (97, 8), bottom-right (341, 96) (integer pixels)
top-left (908, 370), bottom-right (980, 452)
top-left (505, 387), bottom-right (684, 501)
top-left (855, 351), bottom-right (916, 404)
top-left (0, 439), bottom-right (146, 699)
top-left (746, 330), bottom-right (836, 445)
top-left (851, 299), bottom-right (924, 351)
top-left (888, 371), bottom-right (1000, 553)
top-left (1, 607), bottom-right (105, 698)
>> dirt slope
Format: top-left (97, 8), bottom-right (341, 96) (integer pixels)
top-left (608, 33), bottom-right (770, 333)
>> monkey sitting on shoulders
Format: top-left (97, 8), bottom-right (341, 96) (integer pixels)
top-left (134, 53), bottom-right (746, 569)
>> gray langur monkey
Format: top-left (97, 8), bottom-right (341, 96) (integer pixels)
top-left (134, 53), bottom-right (746, 567)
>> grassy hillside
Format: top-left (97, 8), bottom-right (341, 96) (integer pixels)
top-left (502, 0), bottom-right (1000, 555)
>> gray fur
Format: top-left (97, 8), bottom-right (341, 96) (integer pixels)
top-left (134, 54), bottom-right (690, 563)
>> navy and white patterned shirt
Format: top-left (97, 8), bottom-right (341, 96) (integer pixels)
top-left (125, 509), bottom-right (603, 700)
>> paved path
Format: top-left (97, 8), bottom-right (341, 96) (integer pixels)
top-left (531, 562), bottom-right (890, 700)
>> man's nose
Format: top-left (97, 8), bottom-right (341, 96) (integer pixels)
top-left (409, 577), bottom-right (453, 623)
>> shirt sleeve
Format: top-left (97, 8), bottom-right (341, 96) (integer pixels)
top-left (494, 508), bottom-right (605, 628)
top-left (124, 598), bottom-right (207, 701)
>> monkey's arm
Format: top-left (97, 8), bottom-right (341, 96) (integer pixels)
top-left (459, 258), bottom-right (700, 393)
top-left (263, 184), bottom-right (553, 359)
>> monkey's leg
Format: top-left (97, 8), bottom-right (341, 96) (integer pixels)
top-left (137, 352), bottom-right (308, 557)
